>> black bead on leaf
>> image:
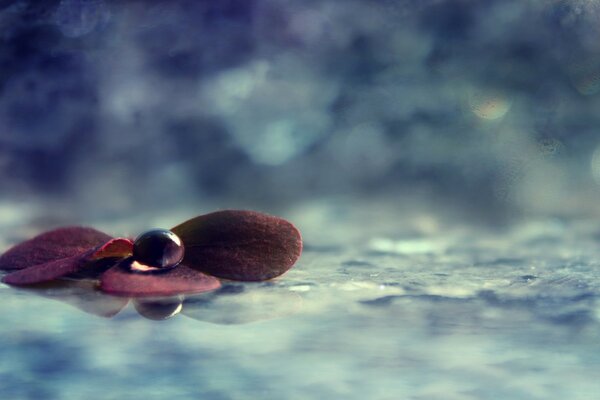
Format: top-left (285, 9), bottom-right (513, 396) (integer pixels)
top-left (132, 229), bottom-right (185, 270)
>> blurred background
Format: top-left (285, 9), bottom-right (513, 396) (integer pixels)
top-left (3, 4), bottom-right (600, 399)
top-left (1, 0), bottom-right (600, 237)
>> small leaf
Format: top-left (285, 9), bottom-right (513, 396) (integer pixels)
top-left (0, 227), bottom-right (112, 271)
top-left (1, 237), bottom-right (134, 285)
top-left (171, 210), bottom-right (303, 281)
top-left (2, 248), bottom-right (96, 285)
top-left (99, 259), bottom-right (221, 297)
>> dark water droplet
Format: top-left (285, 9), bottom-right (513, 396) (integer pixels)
top-left (133, 229), bottom-right (184, 270)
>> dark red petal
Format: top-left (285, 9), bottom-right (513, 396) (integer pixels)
top-left (0, 227), bottom-right (112, 271)
top-left (171, 210), bottom-right (303, 281)
top-left (99, 263), bottom-right (221, 297)
top-left (1, 249), bottom-right (96, 285)
top-left (0, 237), bottom-right (135, 285)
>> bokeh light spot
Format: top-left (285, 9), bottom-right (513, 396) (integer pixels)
top-left (468, 88), bottom-right (512, 120)
top-left (54, 0), bottom-right (111, 38)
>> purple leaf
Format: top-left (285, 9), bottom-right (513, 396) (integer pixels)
top-left (1, 237), bottom-right (134, 286)
top-left (2, 248), bottom-right (100, 286)
top-left (99, 260), bottom-right (221, 297)
top-left (171, 210), bottom-right (303, 281)
top-left (0, 226), bottom-right (113, 271)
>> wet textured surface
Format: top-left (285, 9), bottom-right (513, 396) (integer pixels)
top-left (1, 212), bottom-right (600, 400)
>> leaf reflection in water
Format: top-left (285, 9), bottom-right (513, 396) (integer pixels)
top-left (15, 279), bottom-right (129, 318)
top-left (7, 279), bottom-right (303, 323)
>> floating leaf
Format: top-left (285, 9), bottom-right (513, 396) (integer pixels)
top-left (171, 210), bottom-right (302, 281)
top-left (99, 259), bottom-right (221, 297)
top-left (0, 227), bottom-right (112, 271)
top-left (1, 237), bottom-right (134, 285)
top-left (3, 249), bottom-right (96, 285)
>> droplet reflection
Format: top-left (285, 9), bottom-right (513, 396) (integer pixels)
top-left (133, 296), bottom-right (183, 321)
